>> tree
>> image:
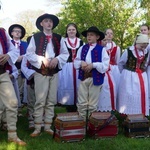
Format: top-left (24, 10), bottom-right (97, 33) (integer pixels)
top-left (54, 0), bottom-right (146, 51)
top-left (15, 10), bottom-right (44, 40)
top-left (140, 0), bottom-right (150, 25)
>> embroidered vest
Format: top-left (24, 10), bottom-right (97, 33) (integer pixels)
top-left (33, 32), bottom-right (61, 74)
top-left (11, 40), bottom-right (27, 55)
top-left (110, 46), bottom-right (117, 65)
top-left (0, 28), bottom-right (12, 73)
top-left (78, 44), bottom-right (105, 85)
top-left (11, 40), bottom-right (27, 78)
top-left (11, 40), bottom-right (28, 70)
top-left (66, 40), bottom-right (84, 62)
top-left (125, 49), bottom-right (148, 72)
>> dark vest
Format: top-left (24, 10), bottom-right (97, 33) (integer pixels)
top-left (33, 32), bottom-right (62, 75)
top-left (125, 48), bottom-right (148, 72)
top-left (65, 40), bottom-right (84, 62)
top-left (0, 28), bottom-right (11, 74)
top-left (78, 44), bottom-right (105, 85)
top-left (11, 40), bottom-right (28, 69)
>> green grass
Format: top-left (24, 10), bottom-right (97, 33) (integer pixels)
top-left (1, 106), bottom-right (150, 150)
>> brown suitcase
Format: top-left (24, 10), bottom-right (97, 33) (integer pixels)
top-left (123, 114), bottom-right (150, 138)
top-left (54, 112), bottom-right (86, 142)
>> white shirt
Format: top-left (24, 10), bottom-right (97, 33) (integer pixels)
top-left (0, 30), bottom-right (19, 65)
top-left (64, 37), bottom-right (82, 49)
top-left (26, 34), bottom-right (69, 69)
top-left (106, 41), bottom-right (121, 64)
top-left (21, 55), bottom-right (35, 80)
top-left (6, 65), bottom-right (18, 79)
top-left (74, 43), bottom-right (110, 74)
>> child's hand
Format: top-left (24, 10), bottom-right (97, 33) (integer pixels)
top-left (81, 61), bottom-right (88, 70)
top-left (0, 54), bottom-right (9, 65)
top-left (9, 74), bottom-right (14, 79)
top-left (17, 55), bottom-right (23, 62)
top-left (42, 58), bottom-right (50, 68)
top-left (49, 58), bottom-right (58, 69)
top-left (84, 63), bottom-right (93, 73)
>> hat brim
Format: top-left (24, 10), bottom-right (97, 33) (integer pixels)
top-left (36, 14), bottom-right (59, 31)
top-left (8, 24), bottom-right (26, 39)
top-left (82, 30), bottom-right (105, 41)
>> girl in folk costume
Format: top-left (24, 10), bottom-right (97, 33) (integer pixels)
top-left (118, 34), bottom-right (149, 115)
top-left (140, 24), bottom-right (150, 107)
top-left (97, 36), bottom-right (117, 111)
top-left (98, 29), bottom-right (121, 111)
top-left (105, 29), bottom-right (121, 91)
top-left (57, 23), bottom-right (84, 109)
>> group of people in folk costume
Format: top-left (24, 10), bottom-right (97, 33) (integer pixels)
top-left (0, 11), bottom-right (150, 146)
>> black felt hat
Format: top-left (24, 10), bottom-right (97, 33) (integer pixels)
top-left (82, 26), bottom-right (105, 41)
top-left (8, 24), bottom-right (26, 39)
top-left (36, 13), bottom-right (59, 31)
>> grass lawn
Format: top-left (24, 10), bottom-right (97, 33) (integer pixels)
top-left (0, 106), bottom-right (150, 150)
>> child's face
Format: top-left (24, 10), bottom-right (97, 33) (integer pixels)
top-left (86, 32), bottom-right (100, 44)
top-left (140, 26), bottom-right (149, 35)
top-left (101, 38), bottom-right (108, 47)
top-left (11, 27), bottom-right (22, 39)
top-left (105, 29), bottom-right (113, 41)
top-left (136, 43), bottom-right (148, 51)
top-left (40, 18), bottom-right (53, 31)
top-left (67, 25), bottom-right (77, 38)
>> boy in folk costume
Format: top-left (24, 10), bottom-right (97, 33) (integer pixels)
top-left (8, 24), bottom-right (28, 106)
top-left (57, 23), bottom-right (84, 111)
top-left (118, 34), bottom-right (149, 115)
top-left (74, 26), bottom-right (110, 120)
top-left (1, 64), bottom-right (19, 130)
top-left (26, 13), bottom-right (69, 137)
top-left (0, 27), bottom-right (26, 145)
top-left (21, 36), bottom-right (36, 129)
top-left (21, 54), bottom-right (36, 129)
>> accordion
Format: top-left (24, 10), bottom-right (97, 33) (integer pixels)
top-left (123, 114), bottom-right (150, 138)
top-left (88, 112), bottom-right (118, 139)
top-left (54, 112), bottom-right (86, 142)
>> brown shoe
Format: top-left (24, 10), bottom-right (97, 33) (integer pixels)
top-left (30, 130), bottom-right (41, 137)
top-left (8, 137), bottom-right (26, 146)
top-left (44, 129), bottom-right (54, 135)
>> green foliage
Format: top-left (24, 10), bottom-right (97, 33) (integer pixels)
top-left (140, 0), bottom-right (150, 25)
top-left (55, 0), bottom-right (147, 52)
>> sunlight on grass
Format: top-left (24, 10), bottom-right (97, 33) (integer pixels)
top-left (0, 142), bottom-right (26, 150)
